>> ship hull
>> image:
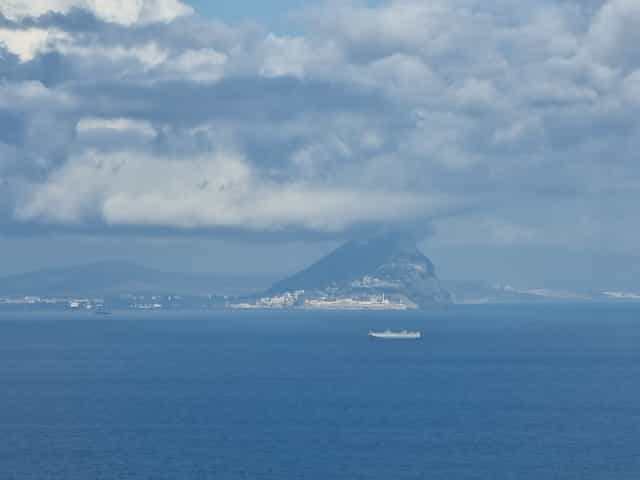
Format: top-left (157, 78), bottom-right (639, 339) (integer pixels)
top-left (368, 331), bottom-right (421, 339)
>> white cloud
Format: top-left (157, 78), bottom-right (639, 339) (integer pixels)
top-left (76, 117), bottom-right (157, 138)
top-left (43, 36), bottom-right (228, 83)
top-left (56, 41), bottom-right (169, 70)
top-left (0, 27), bottom-right (69, 62)
top-left (258, 34), bottom-right (342, 79)
top-left (0, 0), bottom-right (192, 26)
top-left (16, 149), bottom-right (449, 231)
top-left (453, 78), bottom-right (499, 111)
top-left (163, 48), bottom-right (228, 83)
top-left (587, 0), bottom-right (640, 68)
top-left (350, 53), bottom-right (441, 101)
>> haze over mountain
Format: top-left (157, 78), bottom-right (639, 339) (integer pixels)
top-left (0, 261), bottom-right (275, 297)
top-left (0, 233), bottom-right (452, 308)
top-left (2, 240), bottom-right (635, 307)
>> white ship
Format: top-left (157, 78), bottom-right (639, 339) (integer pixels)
top-left (368, 329), bottom-right (422, 339)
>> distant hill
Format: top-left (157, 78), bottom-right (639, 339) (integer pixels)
top-left (442, 280), bottom-right (596, 303)
top-left (0, 261), bottom-right (275, 297)
top-left (268, 233), bottom-right (451, 307)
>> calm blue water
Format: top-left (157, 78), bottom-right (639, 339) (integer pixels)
top-left (1, 304), bottom-right (639, 479)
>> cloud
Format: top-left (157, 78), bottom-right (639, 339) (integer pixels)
top-left (76, 117), bottom-right (157, 139)
top-left (0, 27), bottom-right (69, 62)
top-left (0, 80), bottom-right (74, 108)
top-left (50, 40), bottom-right (228, 83)
top-left (623, 70), bottom-right (640, 103)
top-left (587, 0), bottom-right (640, 68)
top-left (16, 149), bottom-right (449, 232)
top-left (0, 0), bottom-right (639, 252)
top-left (0, 0), bottom-right (192, 26)
top-left (257, 33), bottom-right (342, 79)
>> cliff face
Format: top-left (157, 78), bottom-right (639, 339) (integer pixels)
top-left (269, 233), bottom-right (451, 307)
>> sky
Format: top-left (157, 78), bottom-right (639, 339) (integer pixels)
top-left (182, 0), bottom-right (385, 29)
top-left (0, 0), bottom-right (639, 290)
top-left (183, 0), bottom-right (315, 25)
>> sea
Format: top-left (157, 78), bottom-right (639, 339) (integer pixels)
top-left (1, 303), bottom-right (639, 479)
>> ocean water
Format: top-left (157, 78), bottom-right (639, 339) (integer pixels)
top-left (1, 304), bottom-right (639, 479)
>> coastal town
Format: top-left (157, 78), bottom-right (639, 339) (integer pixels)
top-left (0, 291), bottom-right (415, 312)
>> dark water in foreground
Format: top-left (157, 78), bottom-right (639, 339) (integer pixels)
top-left (1, 304), bottom-right (639, 479)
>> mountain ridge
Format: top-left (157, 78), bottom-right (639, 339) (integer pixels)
top-left (0, 261), bottom-right (275, 297)
top-left (268, 233), bottom-right (451, 308)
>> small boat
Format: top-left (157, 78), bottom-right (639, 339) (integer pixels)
top-left (368, 329), bottom-right (421, 339)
